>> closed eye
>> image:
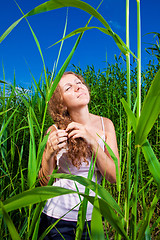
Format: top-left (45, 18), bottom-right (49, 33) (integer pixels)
top-left (65, 86), bottom-right (71, 91)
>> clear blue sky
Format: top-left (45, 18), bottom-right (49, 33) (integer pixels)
top-left (0, 0), bottom-right (160, 88)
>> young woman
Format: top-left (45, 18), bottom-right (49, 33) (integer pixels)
top-left (38, 71), bottom-right (119, 239)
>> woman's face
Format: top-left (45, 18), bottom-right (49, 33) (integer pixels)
top-left (59, 74), bottom-right (90, 110)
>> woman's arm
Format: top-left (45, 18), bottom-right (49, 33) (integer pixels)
top-left (38, 125), bottom-right (68, 186)
top-left (92, 118), bottom-right (119, 183)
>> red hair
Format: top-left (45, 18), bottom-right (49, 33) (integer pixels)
top-left (48, 71), bottom-right (92, 168)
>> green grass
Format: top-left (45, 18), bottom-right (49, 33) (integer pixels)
top-left (0, 0), bottom-right (160, 239)
top-left (0, 59), bottom-right (160, 239)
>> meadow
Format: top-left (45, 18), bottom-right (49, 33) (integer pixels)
top-left (0, 0), bottom-right (160, 239)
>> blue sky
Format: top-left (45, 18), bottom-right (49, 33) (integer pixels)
top-left (0, 0), bottom-right (160, 88)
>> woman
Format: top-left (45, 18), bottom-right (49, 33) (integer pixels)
top-left (38, 71), bottom-right (119, 239)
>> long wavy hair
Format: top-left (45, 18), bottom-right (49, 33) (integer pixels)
top-left (48, 71), bottom-right (92, 168)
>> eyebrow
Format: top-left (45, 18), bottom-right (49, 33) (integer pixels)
top-left (63, 79), bottom-right (81, 88)
top-left (63, 83), bottom-right (71, 89)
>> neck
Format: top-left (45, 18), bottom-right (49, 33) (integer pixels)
top-left (68, 106), bottom-right (91, 125)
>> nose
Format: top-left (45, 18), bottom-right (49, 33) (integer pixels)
top-left (74, 84), bottom-right (80, 91)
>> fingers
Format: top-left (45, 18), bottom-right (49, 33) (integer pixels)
top-left (67, 129), bottom-right (82, 139)
top-left (66, 122), bottom-right (82, 132)
top-left (47, 129), bottom-right (68, 151)
top-left (66, 122), bottom-right (94, 146)
top-left (66, 122), bottom-right (86, 140)
top-left (57, 141), bottom-right (67, 149)
top-left (47, 122), bottom-right (91, 152)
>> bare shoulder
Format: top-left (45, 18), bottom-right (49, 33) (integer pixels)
top-left (103, 117), bottom-right (115, 132)
top-left (100, 117), bottom-right (116, 139)
top-left (90, 114), bottom-right (115, 133)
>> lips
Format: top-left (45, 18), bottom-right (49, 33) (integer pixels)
top-left (77, 92), bottom-right (85, 98)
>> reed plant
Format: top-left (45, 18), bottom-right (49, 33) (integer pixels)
top-left (0, 0), bottom-right (160, 239)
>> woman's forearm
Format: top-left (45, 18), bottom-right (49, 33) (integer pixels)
top-left (38, 148), bottom-right (57, 186)
top-left (92, 140), bottom-right (119, 183)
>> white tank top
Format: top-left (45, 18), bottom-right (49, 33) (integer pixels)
top-left (43, 117), bottom-right (105, 221)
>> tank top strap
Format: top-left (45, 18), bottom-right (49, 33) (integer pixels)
top-left (100, 117), bottom-right (106, 152)
top-left (101, 116), bottom-right (105, 137)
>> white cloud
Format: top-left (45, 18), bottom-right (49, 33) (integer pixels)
top-left (109, 20), bottom-right (125, 32)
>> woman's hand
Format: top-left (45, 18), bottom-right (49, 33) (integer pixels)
top-left (47, 128), bottom-right (68, 155)
top-left (66, 122), bottom-right (96, 147)
top-left (39, 127), bottom-right (68, 185)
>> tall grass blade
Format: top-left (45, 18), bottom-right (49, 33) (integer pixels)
top-left (52, 173), bottom-right (123, 216)
top-left (0, 185), bottom-right (128, 239)
top-left (142, 140), bottom-right (160, 186)
top-left (125, 0), bottom-right (132, 234)
top-left (50, 26), bottom-right (136, 57)
top-left (24, 0), bottom-right (113, 30)
top-left (14, 0), bottom-right (48, 88)
top-left (1, 174), bottom-right (123, 215)
top-left (0, 17), bottom-right (23, 43)
top-left (0, 0), bottom-right (136, 59)
top-left (0, 0), bottom-right (110, 44)
top-left (0, 80), bottom-right (7, 84)
top-left (137, 192), bottom-right (159, 240)
top-left (75, 202), bottom-right (86, 240)
top-left (30, 74), bottom-right (45, 101)
top-left (38, 203), bottom-right (81, 240)
top-left (122, 98), bottom-right (160, 185)
top-left (91, 180), bottom-right (105, 240)
top-left (133, 3), bottom-right (142, 237)
top-left (75, 151), bottom-right (96, 239)
top-left (0, 107), bottom-right (18, 138)
top-left (36, 133), bottom-right (50, 171)
top-left (0, 201), bottom-right (21, 240)
top-left (47, 1), bottom-right (104, 103)
top-left (100, 138), bottom-right (120, 191)
top-left (0, 108), bottom-right (13, 116)
top-left (136, 0), bottom-right (141, 119)
top-left (121, 97), bottom-right (160, 186)
top-left (27, 109), bottom-right (37, 188)
top-left (54, 8), bottom-right (69, 73)
top-left (121, 98), bottom-right (137, 131)
top-left (136, 68), bottom-right (160, 145)
top-left (29, 202), bottom-right (45, 238)
top-left (47, 33), bottom-right (84, 101)
top-left (0, 186), bottom-right (74, 216)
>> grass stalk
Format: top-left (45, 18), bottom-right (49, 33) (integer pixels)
top-left (132, 147), bottom-right (141, 240)
top-left (125, 0), bottom-right (132, 235)
top-left (132, 1), bottom-right (141, 239)
top-left (136, 0), bottom-right (141, 118)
